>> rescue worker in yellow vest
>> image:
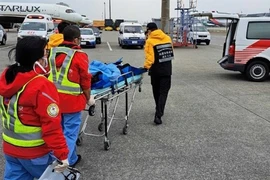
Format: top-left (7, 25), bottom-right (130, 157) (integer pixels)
top-left (47, 25), bottom-right (94, 167)
top-left (144, 22), bottom-right (174, 125)
top-left (0, 36), bottom-right (69, 179)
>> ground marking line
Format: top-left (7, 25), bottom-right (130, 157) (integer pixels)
top-left (107, 42), bottom-right (112, 51)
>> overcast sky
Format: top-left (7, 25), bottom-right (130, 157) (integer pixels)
top-left (6, 0), bottom-right (270, 22)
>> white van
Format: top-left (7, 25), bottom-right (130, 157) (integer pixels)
top-left (188, 23), bottom-right (211, 45)
top-left (18, 14), bottom-right (55, 41)
top-left (192, 12), bottom-right (270, 81)
top-left (118, 22), bottom-right (145, 49)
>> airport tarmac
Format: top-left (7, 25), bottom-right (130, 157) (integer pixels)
top-left (1, 31), bottom-right (270, 179)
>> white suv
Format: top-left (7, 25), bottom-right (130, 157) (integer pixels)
top-left (0, 24), bottom-right (7, 45)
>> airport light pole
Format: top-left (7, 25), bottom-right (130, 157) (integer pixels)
top-left (161, 0), bottom-right (170, 34)
top-left (104, 2), bottom-right (106, 20)
top-left (109, 0), bottom-right (112, 19)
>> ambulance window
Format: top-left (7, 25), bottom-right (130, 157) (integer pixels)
top-left (47, 23), bottom-right (54, 31)
top-left (247, 22), bottom-right (270, 39)
top-left (20, 22), bottom-right (46, 31)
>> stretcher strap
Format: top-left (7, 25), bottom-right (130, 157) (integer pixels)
top-left (110, 84), bottom-right (115, 95)
top-left (118, 68), bottom-right (128, 86)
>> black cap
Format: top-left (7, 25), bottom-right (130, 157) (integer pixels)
top-left (58, 21), bottom-right (70, 33)
top-left (147, 22), bottom-right (158, 31)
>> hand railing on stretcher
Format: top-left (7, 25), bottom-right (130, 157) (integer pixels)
top-left (77, 71), bottom-right (144, 150)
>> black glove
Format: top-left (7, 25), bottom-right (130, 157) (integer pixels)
top-left (139, 67), bottom-right (148, 73)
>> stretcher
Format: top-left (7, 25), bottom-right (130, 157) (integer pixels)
top-left (77, 71), bottom-right (145, 150)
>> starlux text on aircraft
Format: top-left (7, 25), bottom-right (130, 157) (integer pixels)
top-left (0, 5), bottom-right (41, 12)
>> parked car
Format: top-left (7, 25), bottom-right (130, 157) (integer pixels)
top-left (0, 24), bottom-right (7, 45)
top-left (79, 28), bottom-right (96, 48)
top-left (104, 26), bottom-right (113, 31)
top-left (91, 27), bottom-right (102, 44)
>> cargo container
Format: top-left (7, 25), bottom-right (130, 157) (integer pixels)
top-left (93, 20), bottom-right (105, 29)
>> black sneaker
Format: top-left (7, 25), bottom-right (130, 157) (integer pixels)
top-left (154, 116), bottom-right (162, 125)
top-left (70, 154), bottom-right (82, 168)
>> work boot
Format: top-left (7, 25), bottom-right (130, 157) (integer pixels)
top-left (154, 116), bottom-right (162, 125)
top-left (70, 154), bottom-right (82, 168)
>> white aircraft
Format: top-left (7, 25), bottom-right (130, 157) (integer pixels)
top-left (0, 2), bottom-right (83, 28)
top-left (80, 15), bottom-right (92, 26)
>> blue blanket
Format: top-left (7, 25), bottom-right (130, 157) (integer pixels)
top-left (89, 60), bottom-right (121, 90)
top-left (90, 60), bottom-right (121, 81)
top-left (89, 58), bottom-right (146, 90)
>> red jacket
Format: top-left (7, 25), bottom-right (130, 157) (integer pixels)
top-left (0, 68), bottom-right (69, 160)
top-left (50, 41), bottom-right (92, 113)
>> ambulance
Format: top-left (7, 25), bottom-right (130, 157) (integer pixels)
top-left (192, 12), bottom-right (270, 82)
top-left (18, 14), bottom-right (55, 41)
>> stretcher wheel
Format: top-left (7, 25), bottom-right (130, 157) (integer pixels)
top-left (76, 136), bottom-right (83, 146)
top-left (98, 123), bottom-right (103, 132)
top-left (104, 140), bottom-right (110, 150)
top-left (89, 105), bottom-right (95, 116)
top-left (123, 126), bottom-right (128, 135)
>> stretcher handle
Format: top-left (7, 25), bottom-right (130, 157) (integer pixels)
top-left (116, 71), bottom-right (134, 83)
top-left (114, 71), bottom-right (134, 89)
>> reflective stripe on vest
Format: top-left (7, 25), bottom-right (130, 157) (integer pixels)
top-left (0, 98), bottom-right (8, 129)
top-left (48, 47), bottom-right (82, 95)
top-left (0, 75), bottom-right (45, 147)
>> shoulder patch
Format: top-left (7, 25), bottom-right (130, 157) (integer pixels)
top-left (47, 103), bottom-right (59, 117)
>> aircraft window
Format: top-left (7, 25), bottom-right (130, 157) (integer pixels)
top-left (20, 22), bottom-right (46, 31)
top-left (66, 9), bottom-right (75, 13)
top-left (124, 26), bottom-right (143, 33)
top-left (80, 29), bottom-right (93, 35)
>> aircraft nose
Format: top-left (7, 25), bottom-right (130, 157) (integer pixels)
top-left (74, 13), bottom-right (83, 22)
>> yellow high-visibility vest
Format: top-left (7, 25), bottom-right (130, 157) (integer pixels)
top-left (0, 75), bottom-right (45, 147)
top-left (48, 47), bottom-right (83, 95)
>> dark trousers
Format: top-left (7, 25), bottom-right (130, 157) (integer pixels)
top-left (151, 75), bottom-right (171, 118)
